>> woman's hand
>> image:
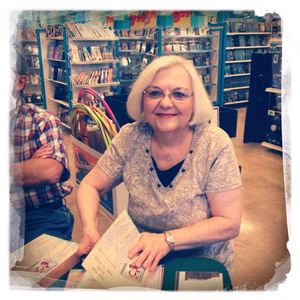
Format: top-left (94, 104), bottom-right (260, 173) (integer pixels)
top-left (32, 144), bottom-right (53, 159)
top-left (128, 232), bottom-right (170, 272)
top-left (77, 227), bottom-right (100, 258)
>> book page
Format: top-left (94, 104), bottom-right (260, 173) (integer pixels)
top-left (11, 234), bottom-right (79, 287)
top-left (81, 210), bottom-right (162, 289)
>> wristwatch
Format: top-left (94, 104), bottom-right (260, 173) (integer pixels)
top-left (164, 231), bottom-right (175, 250)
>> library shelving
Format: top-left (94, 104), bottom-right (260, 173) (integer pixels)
top-left (37, 23), bottom-right (120, 129)
top-left (65, 22), bottom-right (120, 107)
top-left (115, 28), bottom-right (156, 95)
top-left (157, 25), bottom-right (224, 105)
top-left (223, 20), bottom-right (273, 106)
top-left (16, 28), bottom-right (44, 107)
top-left (262, 86), bottom-right (282, 151)
top-left (36, 27), bottom-right (70, 128)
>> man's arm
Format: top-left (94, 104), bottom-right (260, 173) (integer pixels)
top-left (12, 158), bottom-right (63, 187)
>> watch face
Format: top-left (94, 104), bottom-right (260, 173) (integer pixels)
top-left (167, 234), bottom-right (174, 243)
top-left (166, 232), bottom-right (175, 247)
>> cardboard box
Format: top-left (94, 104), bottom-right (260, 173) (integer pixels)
top-left (71, 136), bottom-right (128, 220)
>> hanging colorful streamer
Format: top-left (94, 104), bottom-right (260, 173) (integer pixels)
top-left (70, 88), bottom-right (120, 150)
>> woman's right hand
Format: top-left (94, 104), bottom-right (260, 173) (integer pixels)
top-left (77, 227), bottom-right (100, 258)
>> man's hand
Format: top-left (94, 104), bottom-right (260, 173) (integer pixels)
top-left (77, 227), bottom-right (101, 258)
top-left (32, 144), bottom-right (53, 159)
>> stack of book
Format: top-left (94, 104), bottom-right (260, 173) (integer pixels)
top-left (49, 66), bottom-right (66, 83)
top-left (227, 19), bottom-right (272, 33)
top-left (115, 28), bottom-right (155, 38)
top-left (70, 44), bottom-right (114, 62)
top-left (75, 68), bottom-right (114, 86)
top-left (65, 22), bottom-right (116, 39)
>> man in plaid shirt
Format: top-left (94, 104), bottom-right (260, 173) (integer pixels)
top-left (10, 74), bottom-right (74, 245)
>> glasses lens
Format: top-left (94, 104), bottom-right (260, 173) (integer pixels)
top-left (146, 89), bottom-right (164, 99)
top-left (171, 90), bottom-right (189, 100)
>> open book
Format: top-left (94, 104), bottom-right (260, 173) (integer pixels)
top-left (77, 210), bottom-right (164, 290)
top-left (10, 234), bottom-right (80, 288)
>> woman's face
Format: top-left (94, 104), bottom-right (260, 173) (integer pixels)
top-left (143, 64), bottom-right (194, 134)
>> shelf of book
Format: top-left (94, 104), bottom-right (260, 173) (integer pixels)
top-left (36, 28), bottom-right (70, 126)
top-left (71, 59), bottom-right (118, 66)
top-left (162, 34), bottom-right (215, 40)
top-left (118, 50), bottom-right (146, 55)
top-left (226, 45), bottom-right (270, 50)
top-left (157, 25), bottom-right (224, 105)
top-left (65, 22), bottom-right (120, 106)
top-left (164, 49), bottom-right (216, 55)
top-left (222, 20), bottom-right (273, 106)
top-left (227, 32), bottom-right (272, 36)
top-left (194, 64), bottom-right (217, 70)
top-left (74, 81), bottom-right (120, 88)
top-left (116, 28), bottom-right (156, 95)
top-left (16, 28), bottom-right (44, 107)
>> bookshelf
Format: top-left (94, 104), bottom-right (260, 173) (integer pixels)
top-left (16, 28), bottom-right (44, 107)
top-left (37, 23), bottom-right (120, 129)
top-left (262, 86), bottom-right (282, 151)
top-left (36, 28), bottom-right (70, 129)
top-left (157, 25), bottom-right (224, 105)
top-left (64, 22), bottom-right (120, 107)
top-left (115, 28), bottom-right (156, 95)
top-left (223, 20), bottom-right (273, 106)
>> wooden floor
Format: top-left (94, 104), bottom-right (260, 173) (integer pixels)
top-left (63, 107), bottom-right (290, 290)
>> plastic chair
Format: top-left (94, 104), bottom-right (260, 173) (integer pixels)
top-left (161, 257), bottom-right (233, 291)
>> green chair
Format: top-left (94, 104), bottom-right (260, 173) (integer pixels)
top-left (161, 257), bottom-right (233, 291)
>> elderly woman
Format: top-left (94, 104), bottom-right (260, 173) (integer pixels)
top-left (76, 55), bottom-right (242, 273)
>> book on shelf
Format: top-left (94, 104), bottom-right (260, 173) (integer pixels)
top-left (18, 29), bottom-right (36, 41)
top-left (70, 44), bottom-right (114, 63)
top-left (46, 24), bottom-right (63, 38)
top-left (10, 234), bottom-right (80, 288)
top-left (23, 44), bottom-right (38, 55)
top-left (75, 68), bottom-right (114, 85)
top-left (65, 22), bottom-right (116, 39)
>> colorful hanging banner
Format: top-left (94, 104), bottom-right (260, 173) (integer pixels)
top-left (129, 14), bottom-right (146, 30)
top-left (145, 11), bottom-right (157, 28)
top-left (172, 11), bottom-right (191, 28)
top-left (105, 16), bottom-right (114, 29)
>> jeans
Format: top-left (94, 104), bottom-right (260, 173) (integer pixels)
top-left (25, 206), bottom-right (74, 244)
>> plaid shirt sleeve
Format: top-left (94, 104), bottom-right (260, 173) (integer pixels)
top-left (35, 112), bottom-right (70, 182)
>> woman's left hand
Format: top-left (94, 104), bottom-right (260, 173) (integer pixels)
top-left (128, 232), bottom-right (170, 272)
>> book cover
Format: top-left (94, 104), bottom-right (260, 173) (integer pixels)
top-left (10, 234), bottom-right (80, 288)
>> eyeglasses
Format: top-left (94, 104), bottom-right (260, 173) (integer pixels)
top-left (143, 88), bottom-right (193, 102)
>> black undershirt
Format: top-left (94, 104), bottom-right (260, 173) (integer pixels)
top-left (151, 156), bottom-right (185, 187)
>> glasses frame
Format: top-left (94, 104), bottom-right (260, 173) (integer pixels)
top-left (143, 88), bottom-right (194, 102)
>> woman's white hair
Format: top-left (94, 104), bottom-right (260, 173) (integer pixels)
top-left (127, 55), bottom-right (213, 125)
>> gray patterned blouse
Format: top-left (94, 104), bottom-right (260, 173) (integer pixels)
top-left (97, 122), bottom-right (242, 267)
